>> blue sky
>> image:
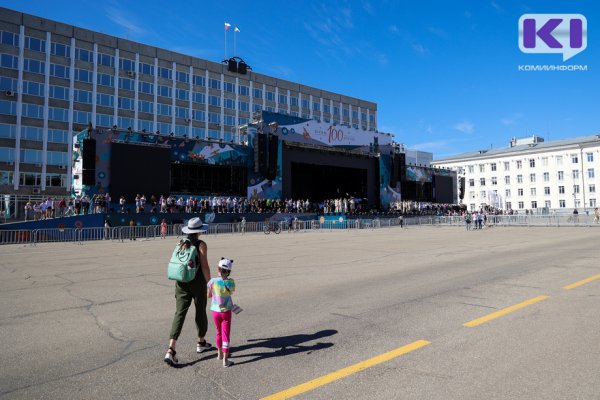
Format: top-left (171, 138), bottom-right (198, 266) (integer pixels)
top-left (2, 0), bottom-right (598, 157)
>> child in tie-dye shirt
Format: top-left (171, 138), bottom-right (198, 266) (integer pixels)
top-left (207, 258), bottom-right (235, 367)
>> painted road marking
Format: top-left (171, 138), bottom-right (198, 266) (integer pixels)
top-left (564, 273), bottom-right (600, 290)
top-left (260, 340), bottom-right (431, 400)
top-left (463, 295), bottom-right (549, 328)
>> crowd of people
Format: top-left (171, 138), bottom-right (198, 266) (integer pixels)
top-left (23, 194), bottom-right (110, 221)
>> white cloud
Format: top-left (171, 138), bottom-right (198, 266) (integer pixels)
top-left (454, 120), bottom-right (475, 134)
top-left (501, 118), bottom-right (516, 126)
top-left (411, 43), bottom-right (429, 55)
top-left (105, 7), bottom-right (146, 36)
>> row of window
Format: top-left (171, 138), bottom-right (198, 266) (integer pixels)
top-left (469, 169), bottom-right (596, 187)
top-left (499, 198), bottom-right (597, 210)
top-left (471, 184), bottom-right (596, 200)
top-left (0, 124), bottom-right (68, 143)
top-left (467, 154), bottom-right (595, 174)
top-left (0, 147), bottom-right (68, 165)
top-left (0, 171), bottom-right (68, 187)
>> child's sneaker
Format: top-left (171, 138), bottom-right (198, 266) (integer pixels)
top-left (223, 360), bottom-right (233, 368)
top-left (164, 347), bottom-right (178, 366)
top-left (196, 340), bottom-right (212, 353)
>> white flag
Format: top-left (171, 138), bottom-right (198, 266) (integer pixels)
top-left (234, 26), bottom-right (240, 32)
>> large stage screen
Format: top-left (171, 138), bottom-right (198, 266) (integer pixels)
top-left (435, 175), bottom-right (454, 203)
top-left (110, 143), bottom-right (171, 200)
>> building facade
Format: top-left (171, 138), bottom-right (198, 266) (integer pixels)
top-left (0, 7), bottom-right (378, 195)
top-left (431, 135), bottom-right (600, 212)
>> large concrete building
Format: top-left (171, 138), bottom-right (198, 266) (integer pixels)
top-left (0, 7), bottom-right (378, 195)
top-left (431, 135), bottom-right (600, 212)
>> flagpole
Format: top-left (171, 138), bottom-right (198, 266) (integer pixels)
top-left (234, 28), bottom-right (236, 56)
top-left (224, 22), bottom-right (227, 59)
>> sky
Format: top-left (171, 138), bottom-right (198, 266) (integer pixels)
top-left (1, 0), bottom-right (598, 158)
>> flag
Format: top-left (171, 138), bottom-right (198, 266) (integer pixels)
top-left (234, 26), bottom-right (240, 32)
top-left (224, 22), bottom-right (231, 30)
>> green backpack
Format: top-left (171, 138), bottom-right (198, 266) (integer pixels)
top-left (167, 239), bottom-right (198, 282)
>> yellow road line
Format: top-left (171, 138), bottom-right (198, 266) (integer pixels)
top-left (564, 273), bottom-right (600, 290)
top-left (463, 295), bottom-right (549, 328)
top-left (260, 340), bottom-right (431, 400)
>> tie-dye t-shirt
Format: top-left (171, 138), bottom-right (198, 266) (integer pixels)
top-left (207, 277), bottom-right (236, 312)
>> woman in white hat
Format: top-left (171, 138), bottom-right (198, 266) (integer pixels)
top-left (164, 217), bottom-right (213, 366)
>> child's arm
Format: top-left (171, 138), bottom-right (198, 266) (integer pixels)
top-left (206, 280), bottom-right (213, 298)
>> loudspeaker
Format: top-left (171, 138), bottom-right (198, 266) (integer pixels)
top-left (82, 138), bottom-right (96, 169)
top-left (82, 169), bottom-right (95, 186)
top-left (459, 177), bottom-right (465, 200)
top-left (228, 59), bottom-right (237, 73)
top-left (238, 61), bottom-right (247, 75)
top-left (267, 134), bottom-right (278, 180)
top-left (254, 133), bottom-right (267, 175)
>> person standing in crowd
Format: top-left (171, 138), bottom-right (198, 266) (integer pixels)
top-left (160, 219), bottom-right (168, 239)
top-left (164, 218), bottom-right (212, 366)
top-left (120, 196), bottom-right (126, 213)
top-left (207, 258), bottom-right (236, 368)
top-left (24, 201), bottom-right (32, 221)
top-left (465, 212), bottom-right (472, 230)
top-left (129, 219), bottom-right (136, 240)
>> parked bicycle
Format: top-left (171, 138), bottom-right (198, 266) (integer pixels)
top-left (263, 221), bottom-right (282, 234)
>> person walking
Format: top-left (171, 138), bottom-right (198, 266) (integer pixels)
top-left (465, 212), bottom-right (472, 231)
top-left (207, 258), bottom-right (236, 367)
top-left (594, 207), bottom-right (599, 224)
top-left (164, 218), bottom-right (212, 366)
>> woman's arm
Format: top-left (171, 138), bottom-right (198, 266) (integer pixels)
top-left (198, 241), bottom-right (211, 283)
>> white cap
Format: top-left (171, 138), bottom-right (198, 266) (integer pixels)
top-left (218, 258), bottom-right (233, 270)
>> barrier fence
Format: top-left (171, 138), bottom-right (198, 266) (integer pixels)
top-left (0, 215), bottom-right (597, 245)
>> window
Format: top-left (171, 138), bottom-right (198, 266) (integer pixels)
top-left (518, 201), bottom-right (524, 209)
top-left (118, 97), bottom-right (134, 111)
top-left (25, 36), bottom-right (46, 52)
top-left (192, 127), bottom-right (205, 138)
top-left (266, 91), bottom-right (275, 102)
top-left (138, 119), bottom-right (152, 132)
top-left (19, 172), bottom-right (42, 186)
top-left (529, 159), bottom-right (535, 168)
top-left (119, 78), bottom-right (135, 91)
top-left (518, 188), bottom-right (524, 196)
top-left (479, 164), bottom-right (485, 173)
top-left (21, 103), bottom-right (43, 118)
top-left (468, 165), bottom-right (474, 174)
top-left (156, 122), bottom-right (170, 134)
top-left (20, 148), bottom-right (42, 163)
top-left (238, 101), bottom-right (249, 112)
top-left (48, 85), bottom-right (68, 100)
top-left (590, 184), bottom-right (596, 193)
top-left (0, 147), bottom-right (15, 162)
top-left (74, 68), bottom-right (92, 83)
top-left (0, 54), bottom-right (18, 69)
top-left (98, 73), bottom-right (114, 87)
top-left (278, 94), bottom-right (287, 105)
top-left (175, 107), bottom-right (189, 119)
top-left (175, 88), bottom-right (189, 101)
top-left (97, 53), bottom-right (115, 67)
top-left (290, 96), bottom-right (298, 106)
top-left (0, 77), bottom-right (17, 92)
top-left (119, 58), bottom-right (135, 72)
top-left (224, 98), bottom-right (235, 110)
top-left (573, 185), bottom-right (580, 194)
top-left (491, 163), bottom-right (497, 171)
top-left (48, 107), bottom-right (68, 122)
top-left (541, 157), bottom-right (548, 166)
top-left (531, 201), bottom-right (537, 209)
top-left (158, 67), bottom-right (172, 80)
top-left (545, 200), bottom-right (551, 208)
top-left (491, 177), bottom-right (497, 185)
top-left (75, 48), bottom-right (93, 63)
top-left (208, 112), bottom-right (220, 124)
top-left (480, 178), bottom-right (485, 186)
top-left (23, 81), bottom-right (45, 97)
top-left (590, 198), bottom-right (597, 207)
top-left (174, 124), bottom-right (188, 136)
top-left (138, 81), bottom-right (153, 94)
top-left (530, 188), bottom-right (536, 196)
top-left (192, 92), bottom-right (205, 104)
top-left (73, 89), bottom-right (92, 104)
top-left (47, 151), bottom-right (68, 166)
top-left (208, 129), bottom-right (220, 139)
top-left (192, 109), bottom-right (205, 121)
top-left (352, 110), bottom-right (358, 119)
top-left (73, 110), bottom-right (91, 124)
top-left (517, 174), bottom-right (523, 184)
top-left (24, 58), bottom-right (45, 74)
top-left (253, 104), bottom-right (262, 113)
top-left (572, 170), bottom-right (579, 179)
top-left (157, 103), bottom-right (171, 116)
top-left (480, 190), bottom-right (486, 199)
top-left (46, 173), bottom-right (66, 187)
top-left (138, 100), bottom-right (153, 114)
top-left (176, 71), bottom-right (189, 83)
top-left (157, 85), bottom-right (172, 97)
top-left (505, 189), bottom-right (511, 198)
top-left (139, 62), bottom-right (154, 76)
top-left (530, 173), bottom-right (536, 183)
top-left (50, 64), bottom-right (71, 79)
top-left (559, 199), bottom-right (566, 208)
top-left (96, 113), bottom-right (112, 127)
top-left (313, 102), bottom-right (320, 112)
top-left (47, 129), bottom-right (67, 144)
top-left (571, 154), bottom-right (578, 164)
top-left (21, 126), bottom-right (42, 141)
top-left (223, 115), bottom-right (235, 126)
top-left (253, 88), bottom-right (262, 99)
top-left (506, 202), bottom-right (512, 210)
top-left (209, 78), bottom-right (221, 90)
top-left (588, 168), bottom-right (595, 178)
top-left (516, 160), bottom-right (522, 169)
top-left (468, 179), bottom-right (474, 187)
top-left (544, 187), bottom-right (550, 195)
top-left (193, 75), bottom-right (205, 87)
top-left (504, 176), bottom-right (510, 185)
top-left (587, 152), bottom-right (594, 162)
top-left (301, 99), bottom-right (309, 109)
top-left (0, 31), bottom-right (19, 46)
top-left (469, 191), bottom-right (475, 199)
top-left (543, 172), bottom-right (549, 182)
top-left (558, 186), bottom-right (565, 194)
top-left (208, 95), bottom-right (220, 107)
top-left (557, 171), bottom-right (564, 181)
top-left (224, 82), bottom-right (235, 93)
top-left (0, 124), bottom-right (16, 138)
top-left (556, 155), bottom-right (563, 165)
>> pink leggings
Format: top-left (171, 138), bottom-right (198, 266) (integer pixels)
top-left (212, 311), bottom-right (232, 353)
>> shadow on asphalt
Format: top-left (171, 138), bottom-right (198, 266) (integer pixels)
top-left (229, 329), bottom-right (337, 366)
